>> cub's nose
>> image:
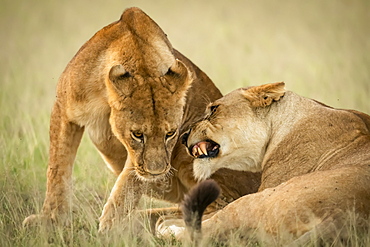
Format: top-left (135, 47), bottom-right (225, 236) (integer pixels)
top-left (144, 163), bottom-right (170, 176)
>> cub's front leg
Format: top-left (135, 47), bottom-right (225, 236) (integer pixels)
top-left (98, 161), bottom-right (143, 233)
top-left (98, 161), bottom-right (186, 233)
top-left (23, 102), bottom-right (85, 227)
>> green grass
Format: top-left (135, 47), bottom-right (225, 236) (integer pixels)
top-left (1, 0), bottom-right (369, 246)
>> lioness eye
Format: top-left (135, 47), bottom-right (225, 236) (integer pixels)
top-left (165, 68), bottom-right (176, 77)
top-left (204, 104), bottom-right (220, 121)
top-left (210, 104), bottom-right (219, 113)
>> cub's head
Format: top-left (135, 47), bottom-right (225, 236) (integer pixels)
top-left (182, 82), bottom-right (285, 181)
top-left (105, 8), bottom-right (192, 180)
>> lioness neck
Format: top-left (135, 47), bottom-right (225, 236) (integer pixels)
top-left (261, 91), bottom-right (370, 190)
top-left (264, 91), bottom-right (310, 151)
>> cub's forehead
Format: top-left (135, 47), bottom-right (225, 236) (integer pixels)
top-left (128, 85), bottom-right (182, 106)
top-left (122, 89), bottom-right (183, 117)
top-left (125, 107), bottom-right (181, 134)
top-left (116, 82), bottom-right (185, 124)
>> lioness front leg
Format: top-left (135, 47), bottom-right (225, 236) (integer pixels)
top-left (99, 161), bottom-right (143, 233)
top-left (23, 102), bottom-right (84, 226)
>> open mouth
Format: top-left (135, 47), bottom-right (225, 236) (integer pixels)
top-left (190, 140), bottom-right (220, 159)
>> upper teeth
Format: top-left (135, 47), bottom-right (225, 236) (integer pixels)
top-left (192, 142), bottom-right (209, 157)
top-left (199, 142), bottom-right (208, 156)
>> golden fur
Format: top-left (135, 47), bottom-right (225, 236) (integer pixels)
top-left (22, 7), bottom-right (261, 232)
top-left (179, 82), bottom-right (370, 244)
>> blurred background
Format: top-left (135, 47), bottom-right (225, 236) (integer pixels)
top-left (0, 0), bottom-right (369, 245)
top-left (1, 0), bottom-right (369, 112)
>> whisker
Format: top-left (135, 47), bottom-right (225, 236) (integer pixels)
top-left (170, 166), bottom-right (177, 173)
top-left (127, 169), bottom-right (141, 182)
top-left (165, 169), bottom-right (174, 180)
top-left (200, 93), bottom-right (213, 105)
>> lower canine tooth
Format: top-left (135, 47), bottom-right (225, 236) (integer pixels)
top-left (192, 147), bottom-right (198, 157)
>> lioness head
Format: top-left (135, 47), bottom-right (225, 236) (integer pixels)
top-left (183, 82), bottom-right (285, 180)
top-left (105, 8), bottom-right (192, 180)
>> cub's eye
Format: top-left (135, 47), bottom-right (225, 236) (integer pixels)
top-left (166, 131), bottom-right (176, 139)
top-left (117, 71), bottom-right (131, 80)
top-left (131, 131), bottom-right (144, 141)
top-left (133, 131), bottom-right (143, 138)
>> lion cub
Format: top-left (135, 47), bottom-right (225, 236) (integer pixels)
top-left (23, 7), bottom-right (260, 232)
top-left (180, 82), bottom-right (370, 245)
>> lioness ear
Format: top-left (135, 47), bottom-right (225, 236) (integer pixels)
top-left (161, 59), bottom-right (191, 94)
top-left (242, 82), bottom-right (286, 108)
top-left (107, 64), bottom-right (136, 97)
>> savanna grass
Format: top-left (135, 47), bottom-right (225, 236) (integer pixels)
top-left (1, 0), bottom-right (369, 246)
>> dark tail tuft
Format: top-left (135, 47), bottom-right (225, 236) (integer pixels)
top-left (181, 179), bottom-right (221, 238)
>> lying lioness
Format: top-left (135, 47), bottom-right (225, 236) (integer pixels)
top-left (179, 82), bottom-right (370, 245)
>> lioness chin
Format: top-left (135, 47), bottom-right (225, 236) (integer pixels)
top-left (177, 82), bottom-right (370, 245)
top-left (22, 7), bottom-right (261, 232)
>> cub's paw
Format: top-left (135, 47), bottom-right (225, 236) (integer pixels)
top-left (98, 218), bottom-right (113, 234)
top-left (98, 207), bottom-right (116, 234)
top-left (98, 209), bottom-right (138, 233)
top-left (23, 213), bottom-right (70, 228)
top-left (98, 197), bottom-right (137, 233)
top-left (22, 214), bottom-right (51, 228)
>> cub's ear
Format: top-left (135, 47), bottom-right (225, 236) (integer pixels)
top-left (161, 59), bottom-right (191, 94)
top-left (107, 64), bottom-right (136, 97)
top-left (242, 82), bottom-right (285, 108)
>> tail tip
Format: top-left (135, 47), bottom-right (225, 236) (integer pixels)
top-left (182, 179), bottom-right (221, 231)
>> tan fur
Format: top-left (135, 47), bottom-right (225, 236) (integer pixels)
top-left (182, 82), bottom-right (370, 244)
top-left (23, 8), bottom-right (261, 232)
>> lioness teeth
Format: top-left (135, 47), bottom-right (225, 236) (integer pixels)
top-left (199, 142), bottom-right (208, 156)
top-left (190, 141), bottom-right (219, 158)
top-left (192, 146), bottom-right (199, 157)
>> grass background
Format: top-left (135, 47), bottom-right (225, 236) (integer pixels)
top-left (1, 0), bottom-right (369, 246)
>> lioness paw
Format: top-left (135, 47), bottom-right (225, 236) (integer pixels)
top-left (156, 218), bottom-right (186, 239)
